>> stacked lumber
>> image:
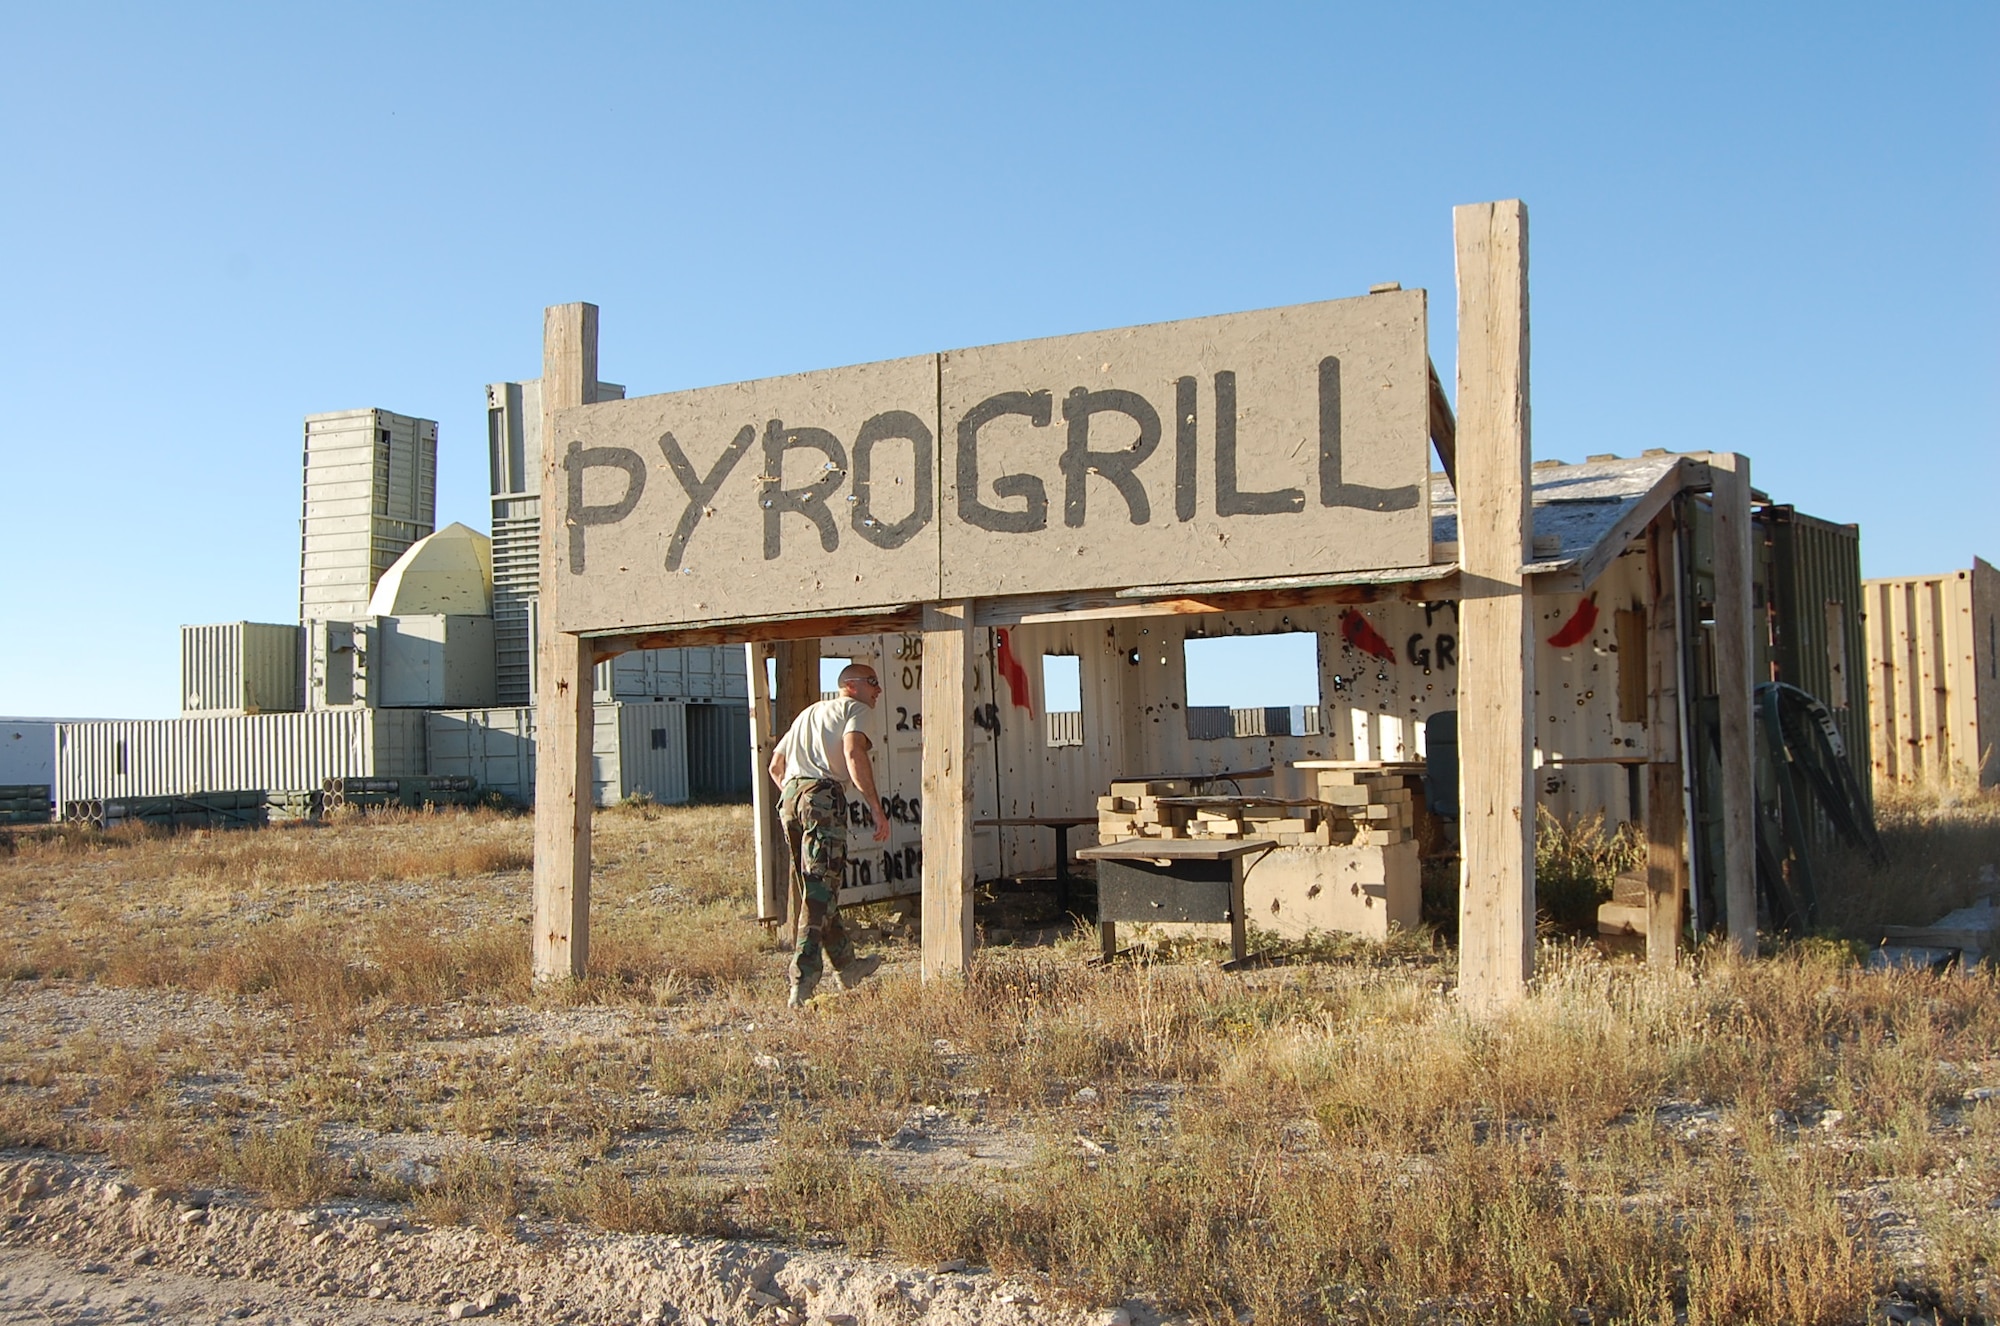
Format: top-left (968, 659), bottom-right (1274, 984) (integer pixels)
top-left (1096, 771), bottom-right (1422, 849)
top-left (1311, 768), bottom-right (1420, 848)
top-left (1096, 779), bottom-right (1195, 843)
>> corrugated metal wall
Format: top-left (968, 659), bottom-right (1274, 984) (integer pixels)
top-left (426, 702), bottom-right (727, 807)
top-left (595, 646), bottom-right (751, 703)
top-left (180, 622), bottom-right (302, 715)
top-left (686, 704), bottom-right (752, 797)
top-left (55, 709), bottom-right (428, 803)
top-left (1763, 508), bottom-right (1872, 802)
top-left (1865, 563), bottom-right (1996, 788)
top-left (612, 702), bottom-right (691, 805)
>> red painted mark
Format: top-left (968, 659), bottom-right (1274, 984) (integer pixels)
top-left (1338, 609), bottom-right (1397, 663)
top-left (1546, 595), bottom-right (1600, 648)
top-left (994, 628), bottom-right (1035, 716)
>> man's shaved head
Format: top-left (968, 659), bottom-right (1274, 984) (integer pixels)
top-left (837, 663), bottom-right (880, 691)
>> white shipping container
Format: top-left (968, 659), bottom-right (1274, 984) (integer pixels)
top-left (426, 702), bottom-right (693, 807)
top-left (596, 646), bottom-right (750, 703)
top-left (55, 709), bottom-right (428, 804)
top-left (0, 718), bottom-right (74, 788)
top-left (180, 622), bottom-right (302, 715)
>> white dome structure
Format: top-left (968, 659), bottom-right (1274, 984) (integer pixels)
top-left (366, 522), bottom-right (493, 617)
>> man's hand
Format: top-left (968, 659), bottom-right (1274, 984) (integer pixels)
top-left (844, 730), bottom-right (892, 843)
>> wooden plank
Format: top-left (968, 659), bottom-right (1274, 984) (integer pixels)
top-left (1452, 200), bottom-right (1536, 1010)
top-left (745, 642), bottom-right (784, 922)
top-left (548, 354), bottom-right (942, 632)
top-left (1427, 358), bottom-right (1457, 485)
top-left (1709, 452), bottom-right (1756, 957)
top-left (1914, 578), bottom-right (1943, 778)
top-left (920, 600), bottom-right (976, 979)
top-left (1972, 558), bottom-right (2000, 786)
top-left (610, 605), bottom-right (922, 652)
top-left (1644, 511), bottom-right (1685, 968)
top-left (938, 293), bottom-right (1433, 599)
top-left (532, 303), bottom-right (600, 983)
top-left (1864, 580), bottom-right (1894, 785)
top-left (773, 639), bottom-right (820, 733)
top-left (1942, 570), bottom-right (1979, 782)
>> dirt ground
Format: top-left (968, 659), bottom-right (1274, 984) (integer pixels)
top-left (0, 1149), bottom-right (1103, 1326)
top-left (3, 803), bottom-right (1998, 1324)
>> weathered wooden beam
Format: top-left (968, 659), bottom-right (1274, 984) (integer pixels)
top-left (1644, 508), bottom-right (1686, 968)
top-left (745, 642), bottom-right (784, 923)
top-left (532, 303), bottom-right (600, 983)
top-left (1453, 200), bottom-right (1536, 1011)
top-left (920, 600), bottom-right (975, 980)
top-left (1709, 451), bottom-right (1757, 956)
top-left (975, 573), bottom-right (1462, 628)
top-left (607, 607), bottom-right (922, 654)
top-left (1428, 358), bottom-right (1458, 485)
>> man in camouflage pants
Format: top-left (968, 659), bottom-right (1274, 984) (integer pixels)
top-left (768, 663), bottom-right (890, 1007)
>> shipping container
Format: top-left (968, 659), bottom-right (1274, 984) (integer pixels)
top-left (486, 380), bottom-right (623, 707)
top-left (687, 704), bottom-right (753, 798)
top-left (427, 701), bottom-right (714, 807)
top-left (0, 718), bottom-right (68, 787)
top-left (609, 702), bottom-right (691, 805)
top-left (1864, 559), bottom-right (2000, 788)
top-left (300, 408), bottom-right (438, 623)
top-left (180, 622), bottom-right (302, 715)
top-left (54, 708), bottom-right (428, 804)
top-left (1760, 507), bottom-right (1871, 803)
top-left (595, 646), bottom-right (750, 703)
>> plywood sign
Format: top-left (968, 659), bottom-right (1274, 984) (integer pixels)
top-left (551, 291), bottom-right (1431, 633)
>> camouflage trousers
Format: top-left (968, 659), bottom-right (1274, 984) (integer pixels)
top-left (780, 776), bottom-right (855, 985)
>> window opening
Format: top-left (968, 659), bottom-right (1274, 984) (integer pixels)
top-left (820, 656), bottom-right (855, 700)
top-left (1183, 631), bottom-right (1320, 740)
top-left (1042, 654), bottom-right (1083, 747)
top-left (650, 728), bottom-right (669, 750)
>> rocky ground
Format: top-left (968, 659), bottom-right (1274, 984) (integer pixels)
top-left (0, 1154), bottom-right (1123, 1326)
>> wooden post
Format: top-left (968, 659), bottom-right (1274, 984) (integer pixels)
top-left (532, 303), bottom-right (600, 982)
top-left (746, 642), bottom-right (784, 922)
top-left (921, 600), bottom-right (976, 979)
top-left (1644, 509), bottom-right (1687, 967)
top-left (1453, 200), bottom-right (1535, 1010)
top-left (1710, 452), bottom-right (1757, 956)
top-left (773, 640), bottom-right (820, 731)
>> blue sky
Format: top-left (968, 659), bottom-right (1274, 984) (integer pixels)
top-left (1, 2), bottom-right (1992, 718)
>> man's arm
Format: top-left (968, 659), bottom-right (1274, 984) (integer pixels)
top-left (768, 748), bottom-right (788, 789)
top-left (842, 730), bottom-right (892, 843)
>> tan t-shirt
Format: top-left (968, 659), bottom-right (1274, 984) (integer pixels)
top-left (776, 696), bottom-right (869, 785)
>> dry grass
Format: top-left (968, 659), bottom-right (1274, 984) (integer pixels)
top-left (1818, 779), bottom-right (2000, 939)
top-left (1, 800), bottom-right (1997, 1322)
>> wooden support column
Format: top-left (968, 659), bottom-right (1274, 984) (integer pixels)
top-left (746, 642), bottom-right (784, 922)
top-left (1644, 510), bottom-right (1687, 968)
top-left (920, 600), bottom-right (975, 980)
top-left (1453, 200), bottom-right (1535, 1010)
top-left (773, 640), bottom-right (820, 731)
top-left (532, 303), bottom-right (600, 982)
top-left (1710, 452), bottom-right (1758, 956)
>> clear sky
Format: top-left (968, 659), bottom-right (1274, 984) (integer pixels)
top-left (1, 2), bottom-right (1992, 719)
